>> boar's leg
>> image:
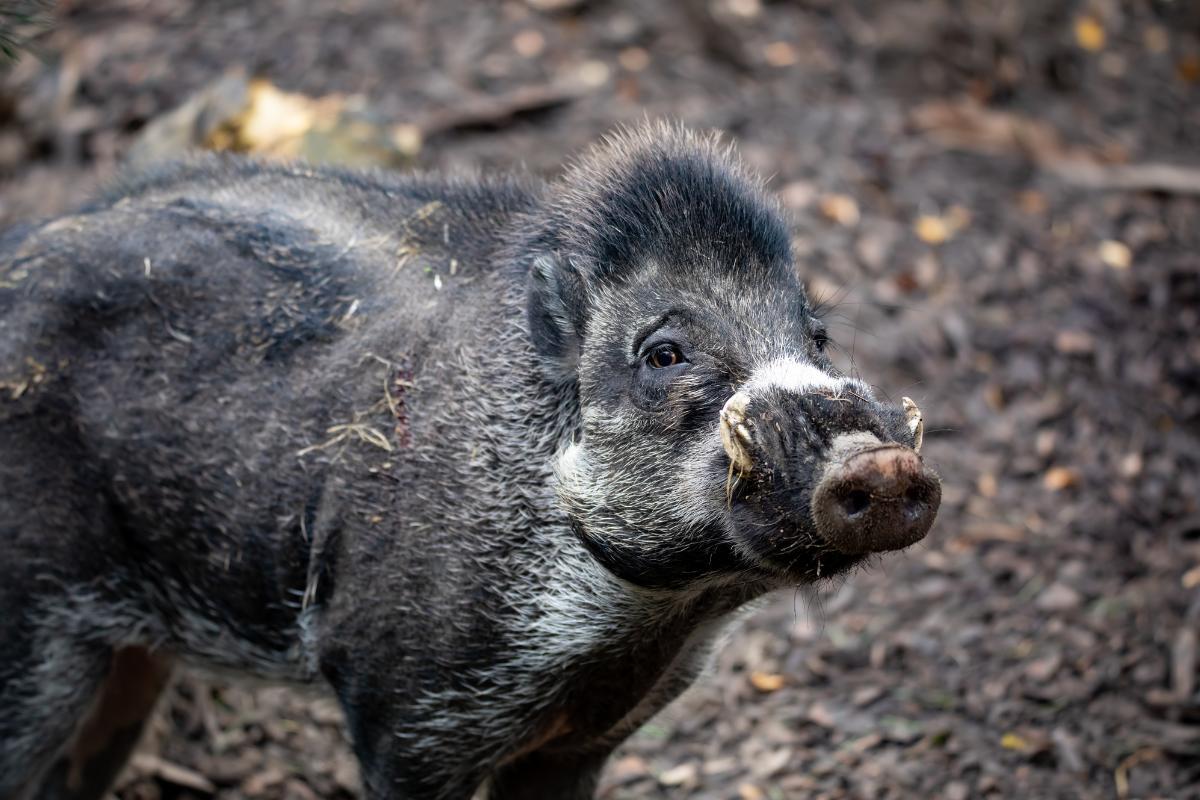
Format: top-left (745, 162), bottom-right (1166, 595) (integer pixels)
top-left (487, 751), bottom-right (609, 800)
top-left (30, 647), bottom-right (173, 800)
top-left (0, 577), bottom-right (167, 800)
top-left (0, 419), bottom-right (165, 799)
top-left (0, 634), bottom-right (111, 800)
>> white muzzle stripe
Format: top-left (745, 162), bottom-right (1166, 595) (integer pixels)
top-left (743, 358), bottom-right (847, 396)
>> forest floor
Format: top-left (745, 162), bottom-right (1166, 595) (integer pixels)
top-left (2, 0), bottom-right (1199, 798)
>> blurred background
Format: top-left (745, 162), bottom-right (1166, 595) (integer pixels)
top-left (2, 0), bottom-right (1199, 798)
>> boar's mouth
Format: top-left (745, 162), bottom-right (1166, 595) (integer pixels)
top-left (720, 392), bottom-right (940, 569)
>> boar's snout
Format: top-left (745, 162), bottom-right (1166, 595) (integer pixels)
top-left (811, 434), bottom-right (941, 554)
top-left (718, 381), bottom-right (940, 567)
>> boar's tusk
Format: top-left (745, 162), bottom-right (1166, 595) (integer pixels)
top-left (720, 392), bottom-right (754, 474)
top-left (901, 396), bottom-right (924, 454)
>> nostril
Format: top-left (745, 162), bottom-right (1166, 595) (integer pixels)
top-left (841, 489), bottom-right (871, 518)
top-left (904, 485), bottom-right (924, 508)
top-left (902, 482), bottom-right (934, 523)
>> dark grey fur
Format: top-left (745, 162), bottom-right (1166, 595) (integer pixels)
top-left (0, 124), bottom-right (922, 799)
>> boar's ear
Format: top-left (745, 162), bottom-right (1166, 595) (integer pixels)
top-left (527, 253), bottom-right (588, 374)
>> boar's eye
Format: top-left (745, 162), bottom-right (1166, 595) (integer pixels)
top-left (646, 343), bottom-right (686, 369)
top-left (811, 320), bottom-right (829, 352)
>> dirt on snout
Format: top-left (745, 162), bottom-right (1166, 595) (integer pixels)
top-left (1, 0), bottom-right (1198, 798)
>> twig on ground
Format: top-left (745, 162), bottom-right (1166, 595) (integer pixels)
top-left (911, 97), bottom-right (1200, 196)
top-left (1051, 161), bottom-right (1200, 196)
top-left (130, 753), bottom-right (217, 793)
top-left (414, 82), bottom-right (586, 139)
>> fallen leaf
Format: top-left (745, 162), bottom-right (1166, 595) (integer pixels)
top-left (819, 194), bottom-right (860, 226)
top-left (852, 685), bottom-right (884, 707)
top-left (608, 754), bottom-right (649, 783)
top-left (915, 207), bottom-right (970, 245)
top-left (1178, 55), bottom-right (1200, 85)
top-left (946, 205), bottom-right (972, 229)
top-left (728, 0), bottom-right (761, 18)
top-left (738, 783), bottom-right (766, 800)
top-left (1074, 15), bottom-right (1106, 52)
top-left (126, 72), bottom-right (250, 166)
top-left (915, 215), bottom-right (951, 245)
top-left (332, 755), bottom-right (360, 793)
top-left (236, 80), bottom-right (319, 156)
top-left (984, 383), bottom-right (1005, 412)
top-left (1054, 329), bottom-right (1095, 355)
top-left (1036, 582), bottom-right (1082, 612)
top-left (1115, 748), bottom-right (1163, 799)
top-left (1001, 732), bottom-right (1030, 751)
top-left (618, 47), bottom-right (650, 72)
top-left (702, 757), bottom-right (739, 776)
top-left (1119, 452), bottom-right (1143, 479)
top-left (1043, 466), bottom-right (1081, 491)
top-left (657, 762), bottom-right (698, 787)
top-left (894, 270), bottom-right (919, 293)
top-left (1018, 189), bottom-right (1048, 214)
top-left (847, 732), bottom-right (884, 752)
top-left (881, 716), bottom-right (924, 744)
top-left (1183, 565), bottom-right (1200, 590)
top-left (945, 781), bottom-right (971, 800)
top-left (513, 29), bottom-right (546, 58)
top-left (1001, 729), bottom-right (1054, 758)
top-left (1099, 240), bottom-right (1132, 270)
top-left (749, 747), bottom-right (793, 778)
top-left (576, 60), bottom-right (611, 87)
top-left (764, 41), bottom-right (797, 67)
top-left (284, 779), bottom-right (320, 800)
top-left (780, 180), bottom-right (816, 210)
top-left (807, 702), bottom-right (837, 728)
top-left (390, 124), bottom-right (422, 157)
top-left (1024, 653), bottom-right (1062, 682)
top-left (749, 671), bottom-right (786, 692)
top-left (241, 766), bottom-right (288, 796)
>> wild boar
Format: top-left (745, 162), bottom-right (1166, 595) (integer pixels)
top-left (0, 123), bottom-right (938, 799)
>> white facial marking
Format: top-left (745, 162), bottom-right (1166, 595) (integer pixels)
top-left (744, 358), bottom-right (846, 396)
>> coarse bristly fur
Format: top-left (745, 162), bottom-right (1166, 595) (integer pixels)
top-left (0, 122), bottom-right (925, 799)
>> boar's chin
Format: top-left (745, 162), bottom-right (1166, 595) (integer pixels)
top-left (725, 510), bottom-right (871, 584)
top-left (757, 548), bottom-right (870, 584)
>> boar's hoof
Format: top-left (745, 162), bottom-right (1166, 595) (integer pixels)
top-left (720, 392), bottom-right (755, 475)
top-left (811, 436), bottom-right (940, 555)
top-left (901, 396), bottom-right (924, 453)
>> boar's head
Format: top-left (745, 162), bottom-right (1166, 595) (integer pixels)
top-left (524, 125), bottom-right (939, 589)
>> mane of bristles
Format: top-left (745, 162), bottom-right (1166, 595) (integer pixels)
top-left (539, 121), bottom-right (793, 284)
